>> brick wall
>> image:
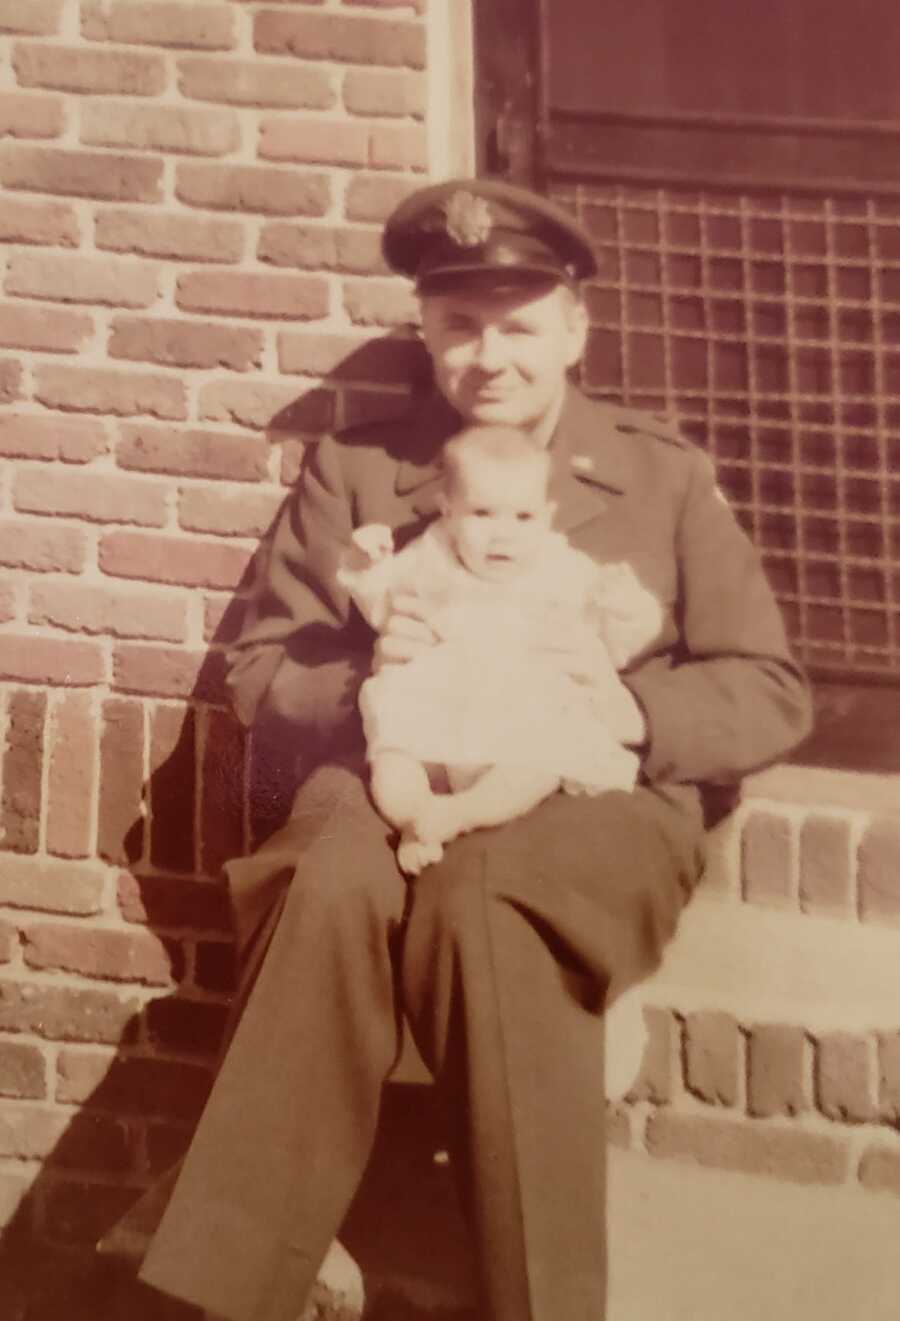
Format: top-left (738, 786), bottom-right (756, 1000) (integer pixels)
top-left (617, 769), bottom-right (900, 1207)
top-left (0, 0), bottom-right (434, 1304)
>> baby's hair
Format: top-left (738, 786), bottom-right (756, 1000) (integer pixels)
top-left (441, 424), bottom-right (551, 495)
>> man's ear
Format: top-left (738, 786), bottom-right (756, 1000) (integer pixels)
top-left (564, 294), bottom-right (589, 369)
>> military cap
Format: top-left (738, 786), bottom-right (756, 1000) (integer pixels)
top-left (382, 177), bottom-right (598, 291)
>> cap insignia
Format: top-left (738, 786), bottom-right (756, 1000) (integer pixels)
top-left (443, 191), bottom-right (493, 247)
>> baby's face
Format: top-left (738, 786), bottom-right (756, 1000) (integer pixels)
top-left (441, 454), bottom-right (554, 582)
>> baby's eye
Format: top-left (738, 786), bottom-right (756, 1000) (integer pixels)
top-left (516, 512), bottom-right (535, 522)
top-left (472, 508), bottom-right (491, 518)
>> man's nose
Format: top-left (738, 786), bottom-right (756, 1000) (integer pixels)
top-left (473, 327), bottom-right (505, 371)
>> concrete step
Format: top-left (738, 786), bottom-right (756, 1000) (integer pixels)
top-left (608, 1146), bottom-right (900, 1321)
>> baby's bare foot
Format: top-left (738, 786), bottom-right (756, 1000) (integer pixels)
top-left (397, 834), bottom-right (444, 876)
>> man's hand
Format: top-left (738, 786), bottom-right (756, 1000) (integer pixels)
top-left (373, 593), bottom-right (441, 671)
top-left (540, 631), bottom-right (647, 747)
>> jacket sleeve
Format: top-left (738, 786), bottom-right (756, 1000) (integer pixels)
top-left (624, 451), bottom-right (813, 784)
top-left (224, 435), bottom-right (371, 747)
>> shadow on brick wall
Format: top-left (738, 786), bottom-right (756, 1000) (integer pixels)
top-left (0, 333), bottom-right (445, 1321)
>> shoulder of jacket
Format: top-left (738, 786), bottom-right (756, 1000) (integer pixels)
top-left (603, 402), bottom-right (689, 450)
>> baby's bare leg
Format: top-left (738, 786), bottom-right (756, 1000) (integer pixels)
top-left (418, 763), bottom-right (561, 846)
top-left (369, 751), bottom-right (444, 876)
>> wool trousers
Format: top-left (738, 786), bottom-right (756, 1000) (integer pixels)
top-left (139, 759), bottom-right (705, 1321)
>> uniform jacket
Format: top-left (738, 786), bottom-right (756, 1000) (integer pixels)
top-left (227, 386), bottom-right (811, 798)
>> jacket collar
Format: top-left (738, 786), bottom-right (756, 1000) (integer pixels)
top-left (393, 384), bottom-right (634, 529)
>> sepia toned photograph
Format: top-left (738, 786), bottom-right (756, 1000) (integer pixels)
top-left (0, 2), bottom-right (898, 1319)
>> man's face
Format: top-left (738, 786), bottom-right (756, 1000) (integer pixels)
top-left (441, 453), bottom-right (554, 582)
top-left (419, 282), bottom-right (588, 432)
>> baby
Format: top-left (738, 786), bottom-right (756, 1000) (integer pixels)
top-left (338, 425), bottom-right (663, 876)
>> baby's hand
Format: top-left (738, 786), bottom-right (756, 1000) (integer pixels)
top-left (351, 524), bottom-right (394, 563)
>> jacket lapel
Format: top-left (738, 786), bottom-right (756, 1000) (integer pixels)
top-left (551, 387), bottom-right (630, 534)
top-left (393, 392), bottom-right (460, 516)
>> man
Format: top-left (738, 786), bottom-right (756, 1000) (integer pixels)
top-left (136, 179), bottom-right (812, 1321)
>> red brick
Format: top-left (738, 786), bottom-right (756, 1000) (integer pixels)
top-left (259, 220), bottom-right (339, 269)
top-left (369, 122), bottom-right (427, 172)
top-left (0, 414), bottom-right (106, 463)
top-left (0, 922), bottom-right (15, 963)
top-left (109, 316), bottom-right (263, 373)
top-left (877, 1032), bottom-right (900, 1122)
top-left (277, 329), bottom-right (424, 382)
top-left (799, 814), bottom-right (854, 916)
top-left (49, 1110), bottom-right (135, 1173)
top-left (199, 378), bottom-right (335, 433)
top-left (0, 580), bottom-right (15, 623)
top-left (178, 485), bottom-right (283, 537)
top-left (101, 530), bottom-right (252, 590)
top-left (95, 207), bottom-right (244, 263)
top-left (645, 1112), bottom-right (847, 1185)
top-left (113, 644), bottom-right (228, 702)
top-left (741, 809), bottom-right (794, 907)
top-left (81, 99), bottom-right (240, 156)
top-left (41, 1179), bottom-right (141, 1247)
top-left (194, 938), bottom-right (236, 993)
top-left (14, 467), bottom-right (168, 526)
top-left (254, 10), bottom-right (425, 67)
top-left (859, 1146), bottom-right (900, 1197)
top-left (201, 708), bottom-right (247, 875)
top-left (684, 1011), bottom-right (741, 1106)
top-left (345, 172), bottom-right (419, 222)
top-left (117, 871), bottom-right (231, 930)
top-left (146, 997), bottom-right (228, 1057)
top-left (747, 1024), bottom-right (809, 1118)
top-left (858, 818), bottom-right (900, 925)
top-left (0, 689), bottom-right (45, 855)
top-left (35, 364), bottom-right (187, 420)
top-left (81, 0), bottom-right (236, 49)
top-left (56, 1050), bottom-right (211, 1119)
top-left (0, 91), bottom-right (65, 139)
top-left (117, 421), bottom-right (269, 481)
top-left (177, 269), bottom-right (329, 320)
top-left (98, 698), bottom-right (144, 865)
top-left (0, 196), bottom-right (79, 247)
top-left (259, 117), bottom-right (368, 166)
top-left (0, 634), bottom-right (104, 686)
top-left (24, 923), bottom-right (175, 986)
top-left (7, 251), bottom-right (159, 308)
top-left (30, 580), bottom-right (187, 642)
top-left (343, 276), bottom-right (417, 327)
top-left (0, 518), bottom-right (87, 572)
top-left (0, 856), bottom-right (104, 914)
top-left (46, 691), bottom-right (97, 858)
top-left (342, 68), bottom-right (425, 118)
top-left (628, 1006), bottom-right (679, 1105)
top-left (0, 1041), bottom-right (46, 1099)
top-left (815, 1031), bottom-right (877, 1123)
top-left (334, 226), bottom-right (391, 274)
top-left (178, 54), bottom-right (335, 109)
top-left (204, 592), bottom-right (246, 643)
top-left (0, 360), bottom-right (23, 403)
top-left (0, 302), bottom-right (92, 353)
top-left (0, 1105), bottom-right (67, 1160)
top-left (0, 981), bottom-right (139, 1044)
top-left (0, 0), bottom-right (64, 34)
top-left (1, 145), bottom-right (163, 202)
top-left (13, 42), bottom-right (167, 95)
top-left (177, 161), bottom-right (330, 216)
top-left (149, 702), bottom-right (196, 872)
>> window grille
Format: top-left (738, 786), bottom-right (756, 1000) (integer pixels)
top-left (554, 181), bottom-right (900, 682)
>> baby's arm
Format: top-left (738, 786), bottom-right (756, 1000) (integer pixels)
top-left (336, 524), bottom-right (397, 631)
